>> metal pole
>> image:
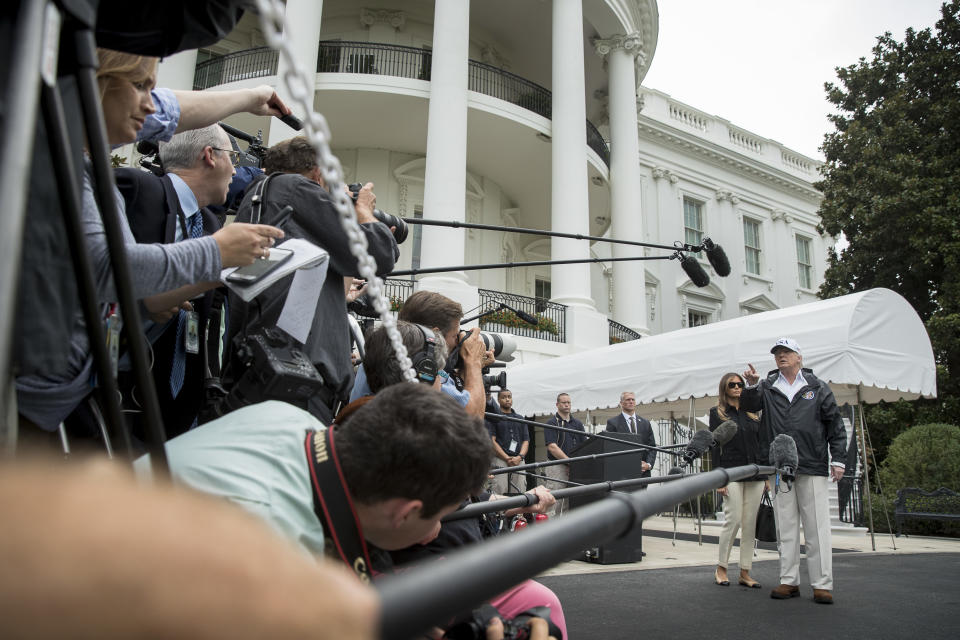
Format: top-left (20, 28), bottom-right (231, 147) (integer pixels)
top-left (856, 388), bottom-right (876, 550)
top-left (390, 253), bottom-right (672, 277)
top-left (0, 0), bottom-right (47, 447)
top-left (377, 464), bottom-right (774, 640)
top-left (488, 443), bottom-right (655, 476)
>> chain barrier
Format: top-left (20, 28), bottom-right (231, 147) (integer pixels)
top-left (255, 0), bottom-right (416, 383)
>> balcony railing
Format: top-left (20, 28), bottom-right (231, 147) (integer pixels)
top-left (477, 289), bottom-right (566, 343)
top-left (608, 319), bottom-right (642, 345)
top-left (195, 42), bottom-right (610, 168)
top-left (193, 47), bottom-right (278, 90)
top-left (382, 278), bottom-right (415, 311)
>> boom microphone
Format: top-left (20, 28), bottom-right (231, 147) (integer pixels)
top-left (682, 429), bottom-right (714, 465)
top-left (769, 434), bottom-right (798, 482)
top-left (702, 238), bottom-right (731, 277)
top-left (678, 253), bottom-right (710, 287)
top-left (711, 419), bottom-right (738, 447)
top-left (499, 302), bottom-right (538, 326)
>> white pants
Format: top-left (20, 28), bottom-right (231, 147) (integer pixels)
top-left (773, 474), bottom-right (833, 590)
top-left (718, 479), bottom-right (765, 571)
top-left (542, 463), bottom-right (570, 517)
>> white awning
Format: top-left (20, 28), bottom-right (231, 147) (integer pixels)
top-left (509, 288), bottom-right (937, 419)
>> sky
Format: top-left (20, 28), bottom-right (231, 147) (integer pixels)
top-left (642, 0), bottom-right (947, 160)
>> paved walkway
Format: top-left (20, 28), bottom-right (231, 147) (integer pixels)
top-left (538, 515), bottom-right (960, 577)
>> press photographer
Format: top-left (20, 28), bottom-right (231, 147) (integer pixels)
top-left (222, 136), bottom-right (399, 423)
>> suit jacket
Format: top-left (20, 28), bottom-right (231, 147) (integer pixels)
top-left (115, 169), bottom-right (222, 437)
top-left (605, 413), bottom-right (657, 472)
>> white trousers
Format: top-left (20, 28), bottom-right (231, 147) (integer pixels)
top-left (542, 463), bottom-right (570, 517)
top-left (717, 479), bottom-right (765, 571)
top-left (773, 474), bottom-right (833, 590)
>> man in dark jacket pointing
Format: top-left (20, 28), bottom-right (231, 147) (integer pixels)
top-left (741, 337), bottom-right (846, 605)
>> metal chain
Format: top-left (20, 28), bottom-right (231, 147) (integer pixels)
top-left (254, 0), bottom-right (416, 383)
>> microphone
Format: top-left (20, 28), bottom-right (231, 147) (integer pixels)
top-left (678, 253), bottom-right (710, 287)
top-left (702, 238), bottom-right (731, 277)
top-left (278, 113), bottom-right (304, 131)
top-left (769, 434), bottom-right (798, 482)
top-left (667, 466), bottom-right (684, 476)
top-left (682, 430), bottom-right (714, 465)
top-left (711, 419), bottom-right (738, 447)
top-left (219, 121), bottom-right (257, 144)
top-left (499, 303), bottom-right (538, 326)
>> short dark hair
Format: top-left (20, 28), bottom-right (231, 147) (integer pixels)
top-left (399, 291), bottom-right (462, 336)
top-left (556, 393), bottom-right (570, 402)
top-left (364, 321), bottom-right (447, 393)
top-left (263, 136), bottom-right (317, 176)
top-left (497, 388), bottom-right (511, 397)
top-left (334, 384), bottom-right (490, 517)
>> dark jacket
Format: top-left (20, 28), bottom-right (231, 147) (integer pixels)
top-left (490, 409), bottom-right (529, 457)
top-left (708, 405), bottom-right (763, 472)
top-left (605, 413), bottom-right (657, 468)
top-left (115, 169), bottom-right (222, 437)
top-left (740, 368), bottom-right (847, 476)
top-left (226, 173), bottom-right (399, 410)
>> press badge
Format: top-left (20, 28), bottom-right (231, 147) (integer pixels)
top-left (185, 310), bottom-right (200, 355)
top-left (105, 311), bottom-right (122, 378)
top-left (508, 439), bottom-right (518, 452)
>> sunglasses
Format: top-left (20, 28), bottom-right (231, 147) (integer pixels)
top-left (727, 381), bottom-right (745, 389)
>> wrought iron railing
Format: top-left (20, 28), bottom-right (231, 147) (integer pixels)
top-left (585, 120), bottom-right (611, 166)
top-left (476, 289), bottom-right (566, 343)
top-left (839, 473), bottom-right (865, 526)
top-left (382, 278), bottom-right (415, 312)
top-left (317, 40), bottom-right (433, 79)
top-left (193, 47), bottom-right (279, 90)
top-left (608, 318), bottom-right (642, 345)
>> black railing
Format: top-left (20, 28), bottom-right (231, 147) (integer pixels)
top-left (586, 120), bottom-right (611, 166)
top-left (467, 59), bottom-right (551, 118)
top-left (193, 47), bottom-right (279, 90)
top-left (608, 318), bottom-right (642, 345)
top-left (839, 473), bottom-right (865, 526)
top-left (477, 289), bottom-right (566, 343)
top-left (317, 40), bottom-right (433, 79)
top-left (382, 278), bottom-right (415, 312)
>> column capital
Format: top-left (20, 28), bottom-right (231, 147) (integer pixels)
top-left (652, 166), bottom-right (678, 184)
top-left (360, 8), bottom-right (406, 30)
top-left (715, 189), bottom-right (741, 204)
top-left (593, 32), bottom-right (644, 57)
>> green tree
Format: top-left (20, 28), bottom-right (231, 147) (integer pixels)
top-left (816, 1), bottom-right (960, 441)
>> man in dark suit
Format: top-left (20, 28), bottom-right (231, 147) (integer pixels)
top-left (116, 123), bottom-right (237, 437)
top-left (604, 391), bottom-right (657, 476)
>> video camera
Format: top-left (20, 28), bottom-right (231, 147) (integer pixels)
top-left (347, 182), bottom-right (409, 244)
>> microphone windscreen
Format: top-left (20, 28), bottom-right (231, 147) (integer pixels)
top-left (687, 429), bottom-right (714, 456)
top-left (703, 238), bottom-right (731, 277)
top-left (515, 309), bottom-right (539, 325)
top-left (769, 434), bottom-right (799, 468)
top-left (679, 254), bottom-right (710, 287)
top-left (712, 419), bottom-right (738, 447)
top-left (668, 466), bottom-right (684, 475)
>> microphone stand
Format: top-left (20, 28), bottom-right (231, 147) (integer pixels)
top-left (378, 464), bottom-right (777, 640)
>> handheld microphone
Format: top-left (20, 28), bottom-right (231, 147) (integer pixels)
top-left (678, 253), bottom-right (710, 287)
top-left (769, 434), bottom-right (798, 482)
top-left (278, 113), bottom-right (304, 131)
top-left (711, 419), bottom-right (738, 447)
top-left (682, 429), bottom-right (715, 465)
top-left (702, 238), bottom-right (731, 277)
top-left (498, 303), bottom-right (538, 326)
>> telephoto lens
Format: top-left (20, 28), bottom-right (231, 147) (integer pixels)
top-left (347, 183), bottom-right (408, 244)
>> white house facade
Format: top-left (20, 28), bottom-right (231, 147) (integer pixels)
top-left (156, 0), bottom-right (831, 365)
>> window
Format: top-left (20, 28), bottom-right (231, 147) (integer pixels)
top-left (535, 278), bottom-right (551, 313)
top-left (411, 206), bottom-right (424, 271)
top-left (688, 310), bottom-right (710, 327)
top-left (683, 197), bottom-right (703, 246)
top-left (796, 235), bottom-right (813, 289)
top-left (743, 218), bottom-right (761, 275)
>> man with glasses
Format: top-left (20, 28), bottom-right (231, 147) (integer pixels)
top-left (116, 124), bottom-right (245, 435)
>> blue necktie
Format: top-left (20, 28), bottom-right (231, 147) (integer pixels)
top-left (170, 212), bottom-right (204, 397)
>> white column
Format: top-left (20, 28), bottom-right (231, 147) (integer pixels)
top-left (418, 0), bottom-right (477, 313)
top-left (549, 0), bottom-right (607, 350)
top-left (550, 0), bottom-right (592, 309)
top-left (157, 49), bottom-right (199, 91)
top-left (269, 0), bottom-right (324, 144)
top-left (596, 33), bottom-right (648, 334)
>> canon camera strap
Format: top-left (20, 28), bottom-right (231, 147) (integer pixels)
top-left (303, 428), bottom-right (374, 583)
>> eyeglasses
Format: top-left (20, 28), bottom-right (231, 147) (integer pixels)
top-left (211, 147), bottom-right (241, 164)
top-left (727, 381), bottom-right (745, 389)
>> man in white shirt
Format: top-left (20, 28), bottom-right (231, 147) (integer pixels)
top-left (742, 337), bottom-right (847, 605)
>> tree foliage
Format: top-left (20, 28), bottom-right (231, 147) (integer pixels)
top-left (816, 0), bottom-right (960, 431)
top-left (879, 423), bottom-right (960, 492)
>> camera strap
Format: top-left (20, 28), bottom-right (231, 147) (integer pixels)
top-left (249, 173), bottom-right (279, 226)
top-left (303, 428), bottom-right (374, 583)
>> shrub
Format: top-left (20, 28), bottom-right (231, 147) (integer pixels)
top-left (878, 423), bottom-right (960, 492)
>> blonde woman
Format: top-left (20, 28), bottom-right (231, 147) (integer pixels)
top-left (710, 372), bottom-right (767, 588)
